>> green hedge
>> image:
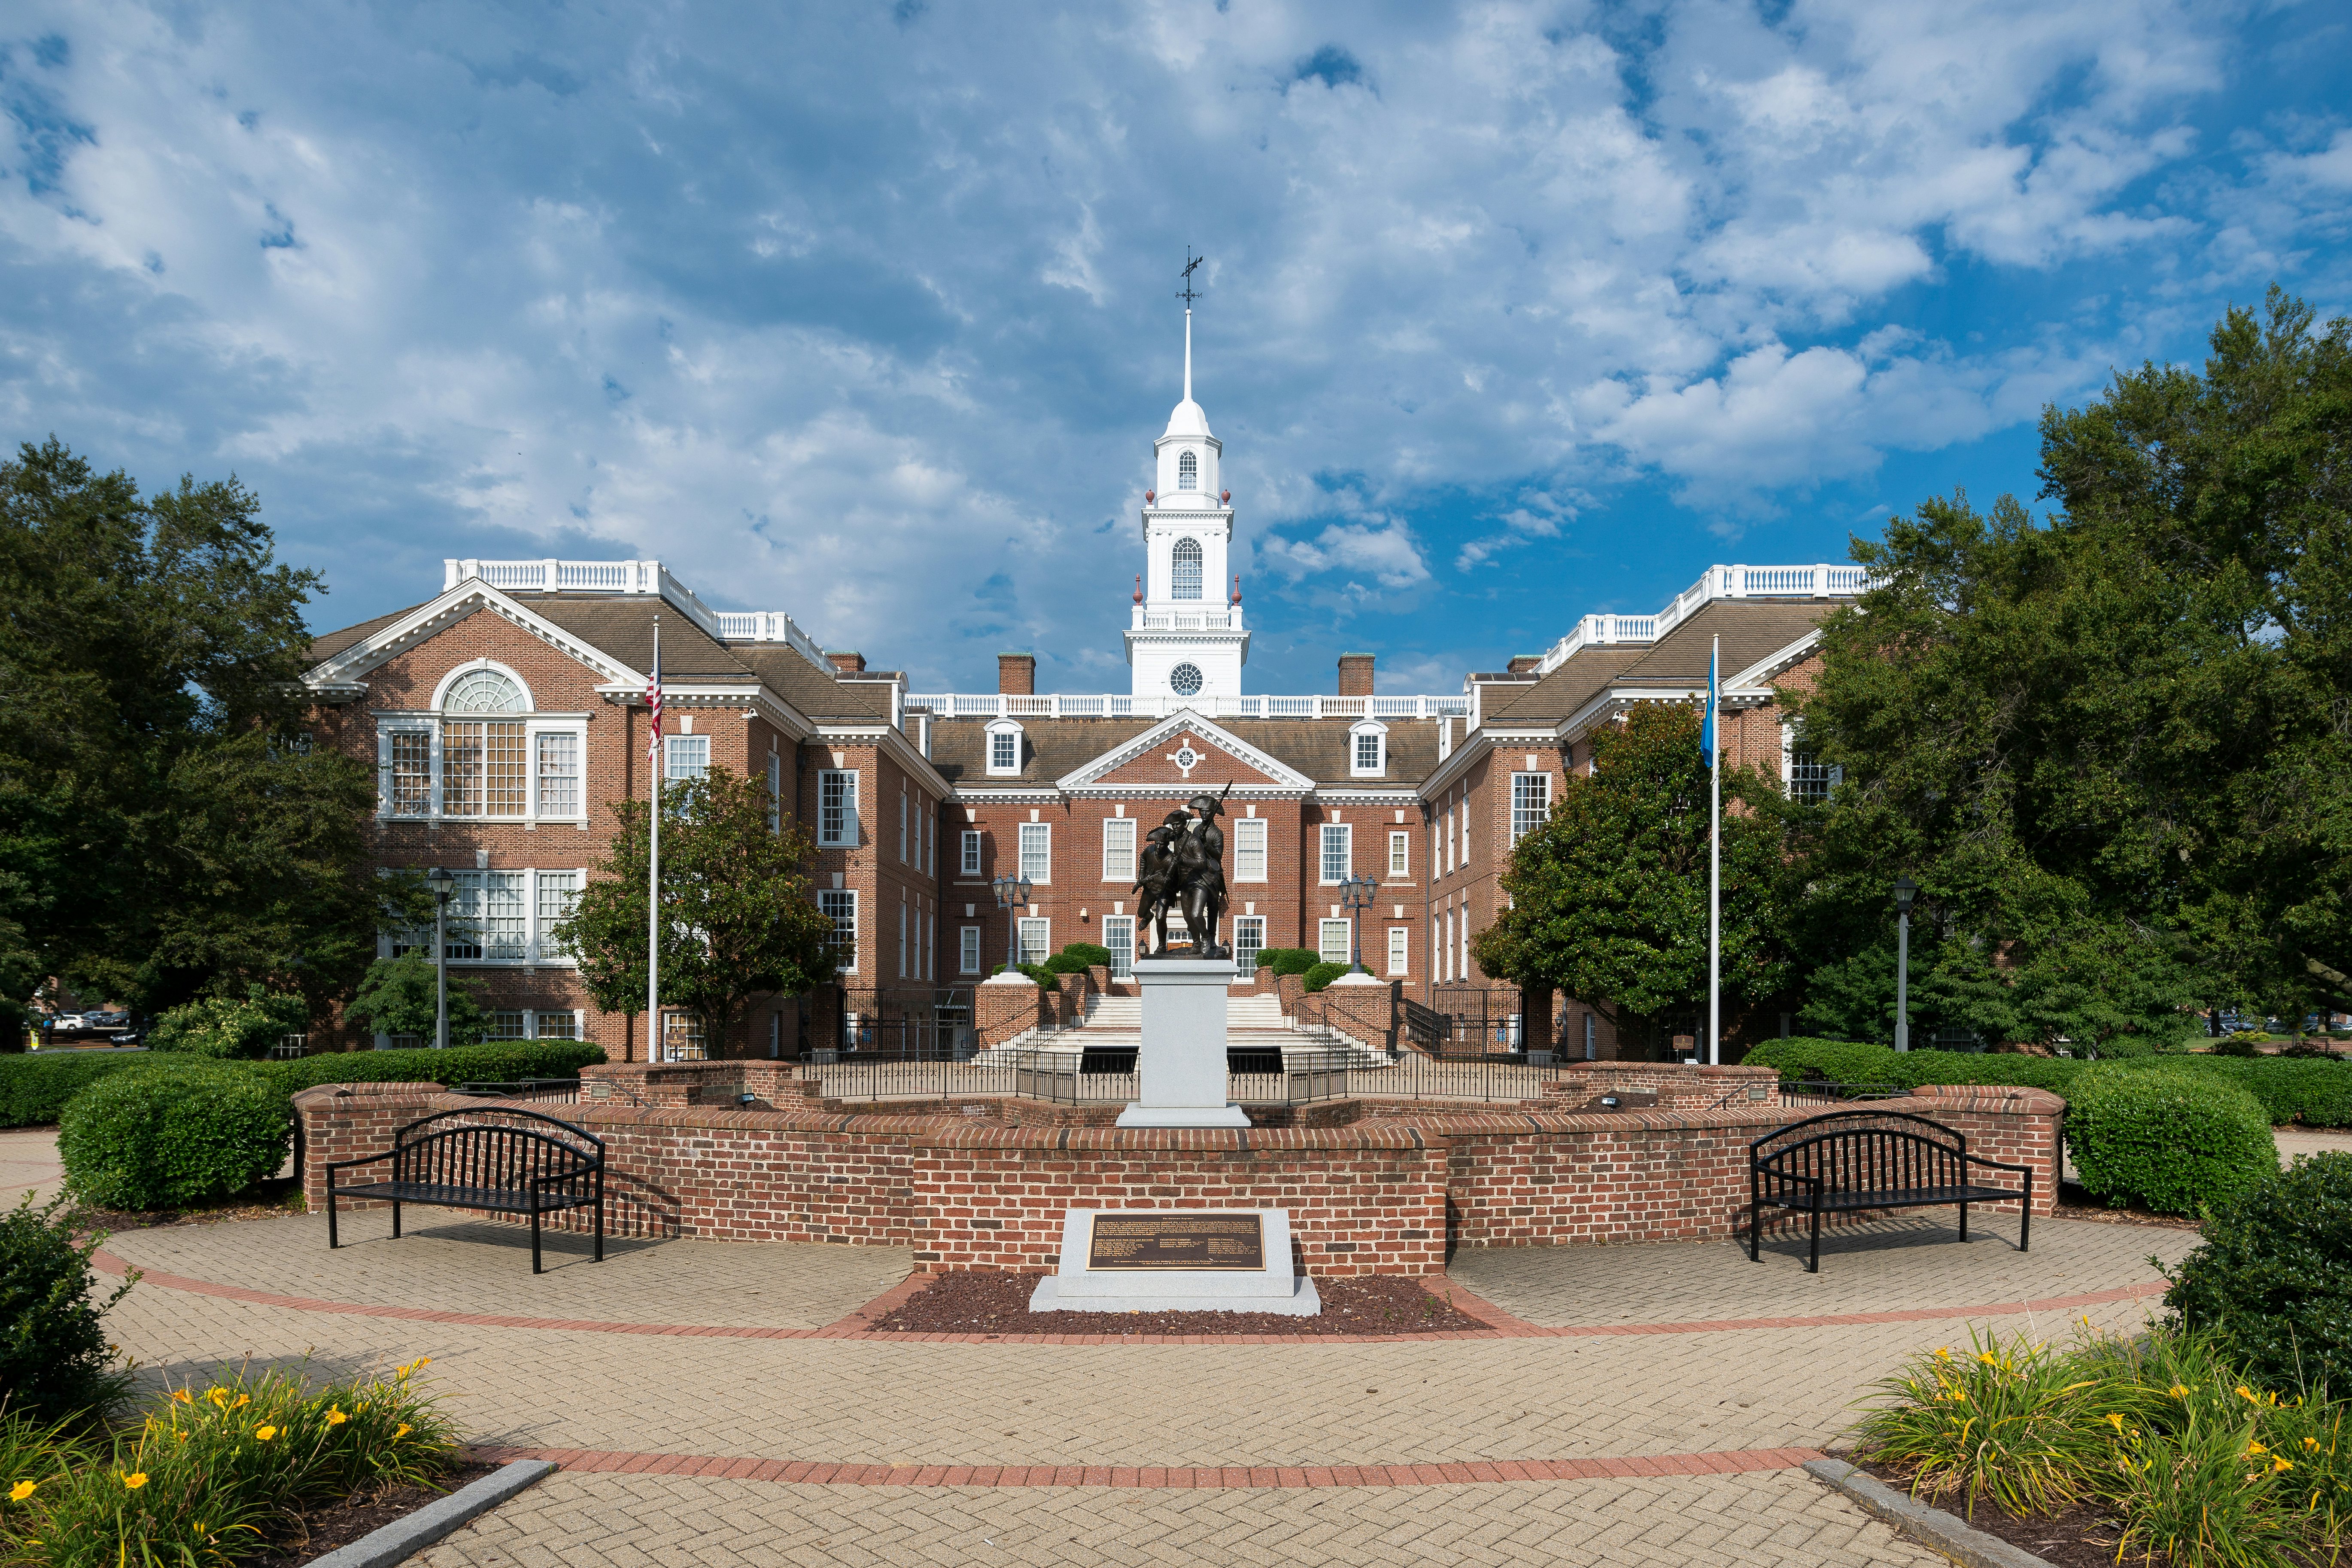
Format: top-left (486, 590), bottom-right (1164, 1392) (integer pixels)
top-left (58, 1061), bottom-right (294, 1211)
top-left (0, 1040), bottom-right (607, 1129)
top-left (1255, 948), bottom-right (1319, 977)
top-left (1302, 961), bottom-right (1348, 994)
top-left (2164, 1152), bottom-right (2352, 1395)
top-left (2065, 1065), bottom-right (2276, 1214)
top-left (1742, 1038), bottom-right (2352, 1126)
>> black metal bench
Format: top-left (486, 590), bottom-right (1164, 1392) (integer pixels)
top-left (325, 1107), bottom-right (605, 1273)
top-left (1750, 1109), bottom-right (2032, 1273)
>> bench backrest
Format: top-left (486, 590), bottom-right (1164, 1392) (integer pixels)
top-left (391, 1107), bottom-right (603, 1195)
top-left (1751, 1110), bottom-right (1967, 1200)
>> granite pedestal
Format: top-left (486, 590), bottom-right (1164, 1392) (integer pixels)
top-left (1115, 954), bottom-right (1247, 1129)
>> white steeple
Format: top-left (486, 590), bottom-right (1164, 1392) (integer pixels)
top-left (1129, 258), bottom-right (1246, 700)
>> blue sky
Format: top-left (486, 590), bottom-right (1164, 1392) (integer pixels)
top-left (3, 1), bottom-right (2349, 695)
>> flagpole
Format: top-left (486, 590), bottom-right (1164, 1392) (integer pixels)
top-left (647, 617), bottom-right (661, 1063)
top-left (1708, 634), bottom-right (1721, 1068)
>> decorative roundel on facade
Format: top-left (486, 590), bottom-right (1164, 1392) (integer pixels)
top-left (1171, 744), bottom-right (1202, 772)
top-left (1170, 662), bottom-right (1205, 697)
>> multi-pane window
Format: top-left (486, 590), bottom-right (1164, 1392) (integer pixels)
top-left (442, 874), bottom-right (483, 961)
top-left (665, 734), bottom-right (709, 784)
top-left (1787, 751), bottom-right (1838, 804)
top-left (818, 889), bottom-right (857, 971)
top-left (480, 872), bottom-right (527, 960)
top-left (1018, 917), bottom-right (1051, 964)
top-left (819, 771), bottom-right (858, 846)
top-left (1445, 804), bottom-right (1457, 873)
top-left (960, 926), bottom-right (982, 974)
top-left (898, 904), bottom-right (909, 978)
top-left (389, 731), bottom-right (431, 815)
top-left (1353, 730), bottom-right (1382, 773)
top-left (899, 793), bottom-right (909, 863)
top-left (1388, 830), bottom-right (1410, 878)
top-left (536, 732), bottom-right (580, 817)
top-left (765, 753), bottom-right (782, 833)
top-left (533, 1011), bottom-right (579, 1040)
top-left (1233, 916), bottom-right (1265, 979)
top-left (1019, 822), bottom-right (1051, 883)
top-left (1319, 918), bottom-right (1352, 965)
top-left (1103, 915), bottom-right (1135, 980)
top-left (1233, 818), bottom-right (1267, 881)
top-left (1102, 818), bottom-right (1136, 882)
top-left (1177, 449), bottom-right (1198, 489)
top-left (990, 729), bottom-right (1019, 771)
top-left (444, 722), bottom-right (527, 817)
top-left (1319, 823), bottom-right (1352, 884)
top-left (1510, 772), bottom-right (1551, 845)
top-left (445, 669), bottom-right (523, 711)
top-left (661, 1013), bottom-right (705, 1062)
top-left (1388, 926), bottom-right (1409, 975)
top-left (485, 1011), bottom-right (529, 1041)
top-left (1171, 538), bottom-right (1203, 600)
top-left (536, 871), bottom-right (580, 958)
top-left (960, 830), bottom-right (983, 877)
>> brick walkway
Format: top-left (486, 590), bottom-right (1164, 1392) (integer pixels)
top-left (0, 1125), bottom-right (67, 1207)
top-left (79, 1173), bottom-right (2203, 1566)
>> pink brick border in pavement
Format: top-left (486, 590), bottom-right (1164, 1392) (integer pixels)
top-left (88, 1246), bottom-right (2163, 1345)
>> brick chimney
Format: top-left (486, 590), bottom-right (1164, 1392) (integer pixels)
top-left (1337, 652), bottom-right (1375, 697)
top-left (1507, 654), bottom-right (1541, 675)
top-left (826, 650), bottom-right (866, 675)
top-left (998, 652), bottom-right (1036, 695)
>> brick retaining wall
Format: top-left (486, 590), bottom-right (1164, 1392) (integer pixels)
top-left (295, 1079), bottom-right (2061, 1276)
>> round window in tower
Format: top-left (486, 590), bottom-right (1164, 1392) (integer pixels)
top-left (1169, 662), bottom-right (1205, 698)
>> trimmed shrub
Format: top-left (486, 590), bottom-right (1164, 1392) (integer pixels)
top-left (1259, 948), bottom-right (1319, 977)
top-left (146, 987), bottom-right (310, 1060)
top-left (2085, 1035), bottom-right (2159, 1059)
top-left (0, 1053), bottom-right (147, 1128)
top-left (1040, 952), bottom-right (1092, 976)
top-left (58, 1062), bottom-right (293, 1211)
top-left (2164, 1152), bottom-right (2352, 1397)
top-left (1057, 942), bottom-right (1113, 970)
top-left (1302, 961), bottom-right (1348, 994)
top-left (0, 1194), bottom-right (134, 1425)
top-left (2066, 1065), bottom-right (2274, 1214)
top-left (252, 1039), bottom-right (603, 1097)
top-left (2212, 1033), bottom-right (2264, 1057)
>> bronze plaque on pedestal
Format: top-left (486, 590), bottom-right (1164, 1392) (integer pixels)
top-left (1086, 1213), bottom-right (1267, 1271)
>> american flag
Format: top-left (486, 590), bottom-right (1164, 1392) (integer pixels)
top-left (646, 633), bottom-right (663, 764)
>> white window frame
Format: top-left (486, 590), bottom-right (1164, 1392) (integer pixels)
top-left (1171, 536), bottom-right (1203, 599)
top-left (532, 869), bottom-right (583, 963)
top-left (1017, 916), bottom-right (1051, 965)
top-left (1233, 817), bottom-right (1267, 882)
top-left (1348, 719), bottom-right (1387, 777)
top-left (819, 888), bottom-right (858, 972)
top-left (819, 769), bottom-right (859, 847)
top-left (531, 726), bottom-right (584, 821)
top-left (899, 790), bottom-right (909, 863)
top-left (1510, 772), bottom-right (1551, 846)
top-left (1019, 821), bottom-right (1051, 884)
top-left (1319, 822), bottom-right (1352, 885)
top-left (1102, 817), bottom-right (1137, 883)
top-left (665, 734), bottom-right (710, 786)
top-left (1388, 830), bottom-right (1410, 879)
top-left (959, 925), bottom-right (982, 975)
top-left (1318, 918), bottom-right (1352, 965)
top-left (985, 718), bottom-right (1024, 777)
top-left (1387, 926), bottom-right (1409, 976)
top-left (1233, 915), bottom-right (1266, 979)
top-left (1782, 722), bottom-right (1841, 804)
top-left (960, 829), bottom-right (984, 877)
top-left (1103, 915), bottom-right (1135, 980)
top-left (765, 752), bottom-right (782, 833)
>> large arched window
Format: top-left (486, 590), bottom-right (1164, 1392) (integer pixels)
top-left (444, 669), bottom-right (525, 712)
top-left (1170, 538), bottom-right (1203, 600)
top-left (1177, 450), bottom-right (1198, 489)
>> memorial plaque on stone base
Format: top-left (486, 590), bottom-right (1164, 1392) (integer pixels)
top-left (1028, 1208), bottom-right (1320, 1316)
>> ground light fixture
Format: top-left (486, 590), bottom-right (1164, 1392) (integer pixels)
top-left (425, 865), bottom-right (458, 1051)
top-left (1893, 874), bottom-right (1918, 1053)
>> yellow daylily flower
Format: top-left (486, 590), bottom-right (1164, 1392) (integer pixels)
top-left (2274, 1457), bottom-right (2294, 1473)
top-left (121, 1473), bottom-right (148, 1490)
top-left (326, 1408), bottom-right (348, 1426)
top-left (170, 1389), bottom-right (191, 1404)
top-left (2246, 1441), bottom-right (2268, 1456)
top-left (394, 1423), bottom-right (412, 1440)
top-left (2168, 1385), bottom-right (2190, 1399)
top-left (9, 1480), bottom-right (35, 1501)
top-left (255, 1426), bottom-right (277, 1443)
top-left (2105, 1413), bottom-right (2125, 1433)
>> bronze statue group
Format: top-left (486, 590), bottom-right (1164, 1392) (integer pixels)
top-left (1133, 784), bottom-right (1232, 959)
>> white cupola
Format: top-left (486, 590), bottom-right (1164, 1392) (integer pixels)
top-left (1128, 297), bottom-right (1248, 700)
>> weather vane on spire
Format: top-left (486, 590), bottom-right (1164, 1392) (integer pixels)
top-left (1177, 247), bottom-right (1205, 308)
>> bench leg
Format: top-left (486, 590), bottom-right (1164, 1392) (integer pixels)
top-left (1959, 1200), bottom-right (1969, 1243)
top-left (392, 1198), bottom-right (401, 1240)
top-left (532, 1207), bottom-right (543, 1275)
top-left (1808, 1204), bottom-right (1821, 1273)
top-left (327, 1182), bottom-right (337, 1249)
top-left (1748, 1170), bottom-right (1760, 1263)
top-left (594, 1183), bottom-right (605, 1264)
top-left (2020, 1172), bottom-right (2032, 1254)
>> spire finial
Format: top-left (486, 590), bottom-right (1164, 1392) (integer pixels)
top-left (1177, 247), bottom-right (1204, 403)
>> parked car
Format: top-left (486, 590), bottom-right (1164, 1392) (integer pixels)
top-left (82, 1009), bottom-right (129, 1030)
top-left (46, 1013), bottom-right (86, 1034)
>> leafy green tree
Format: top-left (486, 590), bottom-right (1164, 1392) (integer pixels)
top-left (0, 438), bottom-right (416, 1019)
top-left (1790, 288), bottom-right (2351, 1041)
top-left (557, 766), bottom-right (836, 1051)
top-left (146, 985), bottom-right (312, 1059)
top-left (343, 955), bottom-right (491, 1047)
top-left (1472, 704), bottom-right (1793, 1059)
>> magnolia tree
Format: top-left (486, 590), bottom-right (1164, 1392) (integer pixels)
top-left (556, 766), bottom-right (836, 1052)
top-left (1472, 704), bottom-right (1793, 1059)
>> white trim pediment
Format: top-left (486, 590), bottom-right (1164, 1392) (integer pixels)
top-left (306, 583), bottom-right (638, 690)
top-left (1727, 629), bottom-right (1824, 693)
top-left (1054, 708), bottom-right (1316, 794)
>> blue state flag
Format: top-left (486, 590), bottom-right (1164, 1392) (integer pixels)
top-left (1700, 636), bottom-right (1718, 767)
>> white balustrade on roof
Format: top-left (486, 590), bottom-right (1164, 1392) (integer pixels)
top-left (900, 692), bottom-right (1471, 720)
top-left (442, 559), bottom-right (832, 673)
top-left (1532, 563), bottom-right (1872, 676)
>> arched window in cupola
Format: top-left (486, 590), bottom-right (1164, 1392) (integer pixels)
top-left (1171, 538), bottom-right (1203, 600)
top-left (1177, 450), bottom-right (1198, 489)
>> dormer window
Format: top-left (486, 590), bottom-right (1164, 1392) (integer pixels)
top-left (1349, 718), bottom-right (1388, 777)
top-left (1177, 450), bottom-right (1198, 489)
top-left (1172, 538), bottom-right (1203, 600)
top-left (985, 717), bottom-right (1025, 776)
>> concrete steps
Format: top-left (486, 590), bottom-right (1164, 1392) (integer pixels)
top-left (973, 986), bottom-right (1391, 1072)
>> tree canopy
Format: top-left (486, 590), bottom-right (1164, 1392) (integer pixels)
top-left (1785, 286), bottom-right (2351, 1042)
top-left (558, 766), bottom-right (836, 1051)
top-left (1471, 703), bottom-right (1792, 1057)
top-left (0, 438), bottom-right (413, 1023)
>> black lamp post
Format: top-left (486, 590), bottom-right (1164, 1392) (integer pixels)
top-left (991, 871), bottom-right (1034, 970)
top-left (425, 866), bottom-right (457, 1050)
top-left (1338, 872), bottom-right (1377, 975)
top-left (1893, 875), bottom-right (1918, 1054)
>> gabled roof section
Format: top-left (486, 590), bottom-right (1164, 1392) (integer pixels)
top-left (304, 581), bottom-right (647, 690)
top-left (1481, 645), bottom-right (1647, 726)
top-left (1055, 710), bottom-right (1316, 794)
top-left (1608, 600), bottom-right (1832, 690)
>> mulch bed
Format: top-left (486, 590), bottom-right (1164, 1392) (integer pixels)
top-left (248, 1458), bottom-right (499, 1567)
top-left (1855, 1456), bottom-right (2127, 1568)
top-left (2052, 1184), bottom-right (2203, 1232)
top-left (70, 1177), bottom-right (307, 1235)
top-left (869, 1271), bottom-right (1492, 1336)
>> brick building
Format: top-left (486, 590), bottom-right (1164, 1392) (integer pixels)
top-left (300, 313), bottom-right (1867, 1059)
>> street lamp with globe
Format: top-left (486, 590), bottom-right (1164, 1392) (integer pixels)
top-left (425, 865), bottom-right (457, 1051)
top-left (1893, 875), bottom-right (1918, 1053)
